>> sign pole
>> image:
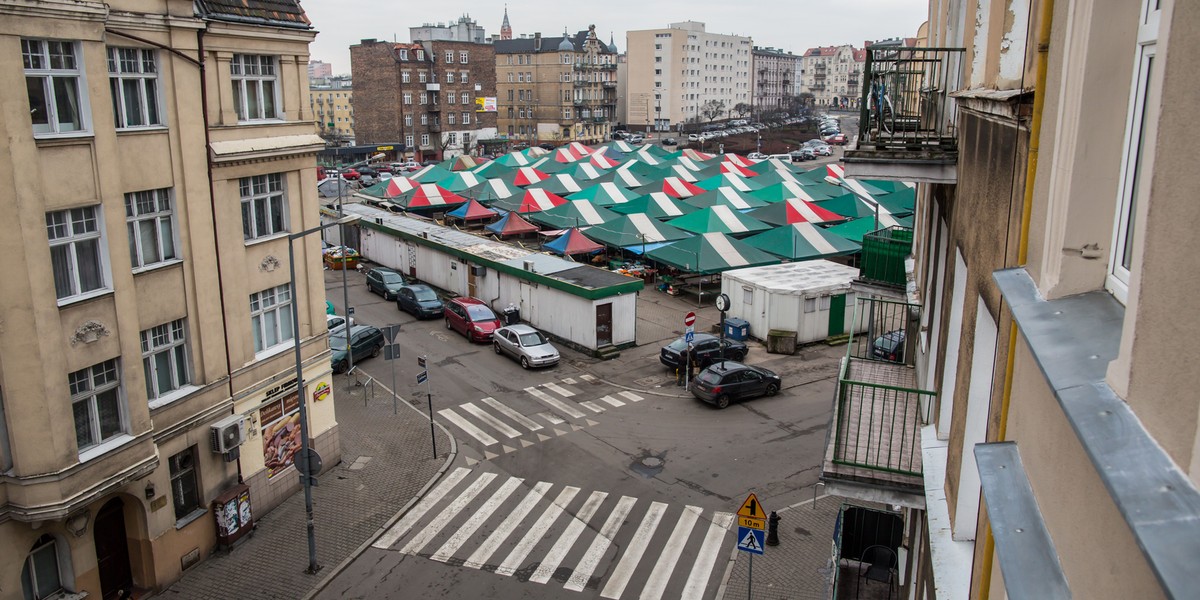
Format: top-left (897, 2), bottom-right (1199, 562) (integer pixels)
top-left (390, 345), bottom-right (398, 415)
top-left (748, 553), bottom-right (753, 600)
top-left (419, 355), bottom-right (437, 458)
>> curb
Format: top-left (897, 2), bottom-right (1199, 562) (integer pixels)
top-left (714, 491), bottom-right (830, 600)
top-left (303, 380), bottom-right (459, 600)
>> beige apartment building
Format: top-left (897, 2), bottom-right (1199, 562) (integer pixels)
top-left (310, 76), bottom-right (354, 145)
top-left (495, 27), bottom-right (618, 146)
top-left (0, 0), bottom-right (337, 597)
top-left (832, 0), bottom-right (1200, 598)
top-left (625, 21), bottom-right (751, 130)
top-left (799, 44), bottom-right (864, 109)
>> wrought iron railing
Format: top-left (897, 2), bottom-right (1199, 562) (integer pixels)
top-left (856, 46), bottom-right (964, 152)
top-left (860, 226), bottom-right (913, 288)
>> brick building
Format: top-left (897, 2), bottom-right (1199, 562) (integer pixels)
top-left (351, 39), bottom-right (497, 161)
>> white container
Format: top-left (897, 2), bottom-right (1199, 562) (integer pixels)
top-left (720, 260), bottom-right (861, 345)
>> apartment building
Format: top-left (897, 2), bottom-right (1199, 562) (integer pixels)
top-left (495, 27), bottom-right (619, 145)
top-left (625, 21), bottom-right (751, 129)
top-left (832, 0), bottom-right (1199, 598)
top-left (799, 44), bottom-right (864, 109)
top-left (351, 37), bottom-right (497, 161)
top-left (750, 46), bottom-right (798, 116)
top-left (0, 0), bottom-right (336, 597)
top-left (310, 76), bottom-right (354, 145)
top-left (308, 59), bottom-right (332, 80)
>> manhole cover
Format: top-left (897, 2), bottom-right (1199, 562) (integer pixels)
top-left (641, 457), bottom-right (663, 468)
top-left (635, 376), bottom-right (666, 387)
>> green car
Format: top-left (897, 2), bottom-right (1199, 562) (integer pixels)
top-left (329, 325), bottom-right (385, 373)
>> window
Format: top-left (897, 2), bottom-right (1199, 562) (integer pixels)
top-left (404, 114), bottom-right (412, 127)
top-left (70, 359), bottom-right (124, 451)
top-left (125, 188), bottom-right (177, 269)
top-left (448, 132), bottom-right (457, 144)
top-left (460, 51), bottom-right (469, 64)
top-left (518, 89), bottom-right (525, 101)
top-left (463, 133), bottom-right (470, 147)
top-left (448, 112), bottom-right (456, 124)
top-left (460, 70), bottom-right (469, 84)
top-left (421, 113), bottom-right (428, 125)
top-left (21, 535), bottom-right (62, 600)
top-left (47, 206), bottom-right (107, 301)
top-left (462, 112), bottom-right (470, 125)
top-left (563, 107), bottom-right (572, 119)
top-left (418, 70), bottom-right (427, 83)
top-left (249, 285), bottom-right (293, 353)
top-left (416, 50), bottom-right (424, 61)
top-left (169, 447), bottom-right (201, 520)
top-left (517, 72), bottom-right (524, 83)
top-left (107, 47), bottom-right (161, 128)
top-left (419, 92), bottom-right (427, 104)
top-left (445, 50), bottom-right (454, 63)
top-left (239, 174), bottom-right (288, 241)
top-left (655, 44), bottom-right (662, 50)
top-left (526, 72), bottom-right (532, 82)
top-left (655, 56), bottom-right (662, 63)
top-left (448, 93), bottom-right (456, 105)
top-left (405, 134), bottom-right (414, 147)
top-left (22, 39), bottom-right (86, 135)
top-left (420, 133), bottom-right (430, 146)
top-left (461, 92), bottom-right (469, 104)
top-left (402, 71), bottom-right (410, 83)
top-left (446, 71), bottom-right (455, 83)
top-left (403, 92), bottom-right (412, 104)
top-left (141, 319), bottom-right (190, 401)
top-left (231, 55), bottom-right (279, 121)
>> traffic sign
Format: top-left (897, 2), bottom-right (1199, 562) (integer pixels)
top-left (684, 311), bottom-right (697, 327)
top-left (416, 370), bottom-right (428, 384)
top-left (736, 526), bottom-right (765, 555)
top-left (418, 355), bottom-right (427, 368)
top-left (685, 331), bottom-right (695, 343)
top-left (739, 516), bottom-right (765, 530)
top-left (383, 344), bottom-right (401, 360)
top-left (737, 493), bottom-right (765, 520)
top-left (381, 324), bottom-right (401, 344)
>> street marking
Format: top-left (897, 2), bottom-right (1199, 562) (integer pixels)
top-left (484, 450), bottom-right (499, 460)
top-left (597, 395), bottom-right (626, 407)
top-left (618, 391), bottom-right (644, 403)
top-left (520, 439), bottom-right (534, 448)
top-left (564, 495), bottom-right (638, 592)
top-left (502, 444), bottom-right (516, 454)
top-left (600, 501), bottom-right (668, 599)
top-left (463, 481), bottom-right (553, 569)
top-left (537, 411), bottom-right (566, 425)
top-left (526, 386), bottom-right (586, 419)
top-left (372, 467), bottom-right (471, 549)
top-left (481, 397), bottom-right (543, 431)
top-left (537, 433), bottom-right (552, 442)
top-left (496, 486), bottom-right (581, 576)
top-left (681, 512), bottom-right (736, 598)
top-left (580, 374), bottom-right (597, 382)
top-left (543, 382), bottom-right (576, 397)
top-left (580, 401), bottom-right (605, 413)
top-left (586, 418), bottom-right (600, 427)
top-left (438, 408), bottom-right (499, 446)
top-left (562, 377), bottom-right (577, 385)
top-left (461, 402), bottom-right (522, 438)
top-left (554, 428), bottom-right (568, 436)
top-left (400, 472), bottom-right (497, 555)
top-left (430, 477), bottom-right (523, 563)
top-left (529, 490), bottom-right (609, 584)
top-left (638, 505), bottom-right (702, 600)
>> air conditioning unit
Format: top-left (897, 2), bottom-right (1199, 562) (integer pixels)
top-left (470, 265), bottom-right (486, 277)
top-left (210, 414), bottom-right (248, 454)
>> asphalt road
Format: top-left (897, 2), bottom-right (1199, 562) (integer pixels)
top-left (317, 216), bottom-right (840, 598)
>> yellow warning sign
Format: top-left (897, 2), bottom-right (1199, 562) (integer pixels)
top-left (737, 493), bottom-right (765, 520)
top-left (739, 516), bottom-right (765, 530)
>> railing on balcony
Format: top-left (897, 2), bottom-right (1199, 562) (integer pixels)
top-left (603, 81), bottom-right (617, 88)
top-left (814, 72), bottom-right (826, 80)
top-left (812, 84), bottom-right (826, 91)
top-left (859, 226), bottom-right (913, 288)
top-left (855, 46), bottom-right (964, 153)
top-left (573, 79), bottom-right (588, 87)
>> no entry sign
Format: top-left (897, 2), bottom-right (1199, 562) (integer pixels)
top-left (684, 312), bottom-right (697, 327)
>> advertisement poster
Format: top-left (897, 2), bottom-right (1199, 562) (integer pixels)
top-left (475, 96), bottom-right (497, 112)
top-left (260, 391), bottom-right (301, 479)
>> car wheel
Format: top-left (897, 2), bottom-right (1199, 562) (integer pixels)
top-left (520, 356), bottom-right (530, 369)
top-left (733, 351), bottom-right (746, 362)
top-left (494, 342), bottom-right (502, 354)
top-left (715, 394), bottom-right (731, 409)
top-left (371, 344), bottom-right (381, 358)
top-left (766, 383), bottom-right (779, 397)
top-left (334, 361), bottom-right (346, 374)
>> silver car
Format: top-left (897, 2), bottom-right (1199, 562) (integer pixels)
top-left (493, 324), bottom-right (560, 369)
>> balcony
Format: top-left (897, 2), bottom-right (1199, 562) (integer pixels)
top-left (426, 103), bottom-right (441, 112)
top-left (858, 226), bottom-right (912, 289)
top-left (428, 121), bottom-right (441, 132)
top-left (843, 46), bottom-right (965, 184)
top-left (813, 72), bottom-right (826, 80)
top-left (821, 297), bottom-right (934, 506)
top-left (573, 79), bottom-right (589, 87)
top-left (603, 81), bottom-right (617, 88)
top-left (811, 84), bottom-right (826, 92)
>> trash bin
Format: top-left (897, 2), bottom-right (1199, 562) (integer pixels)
top-left (502, 304), bottom-right (521, 326)
top-left (723, 318), bottom-right (750, 341)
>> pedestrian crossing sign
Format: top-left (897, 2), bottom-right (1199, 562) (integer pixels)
top-left (736, 493), bottom-right (765, 520)
top-left (737, 526), bottom-right (765, 555)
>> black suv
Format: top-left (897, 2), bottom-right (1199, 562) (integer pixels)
top-left (660, 333), bottom-right (748, 370)
top-left (365, 267), bottom-right (405, 300)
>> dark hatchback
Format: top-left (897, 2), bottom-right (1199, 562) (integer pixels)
top-left (660, 333), bottom-right (748, 370)
top-left (691, 362), bottom-right (781, 408)
top-left (396, 284), bottom-right (443, 319)
top-left (329, 325), bottom-right (385, 373)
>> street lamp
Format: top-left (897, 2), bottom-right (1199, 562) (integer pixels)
top-left (287, 212), bottom-right (361, 575)
top-left (335, 152), bottom-right (385, 374)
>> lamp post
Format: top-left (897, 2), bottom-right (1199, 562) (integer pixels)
top-left (287, 212), bottom-right (361, 574)
top-left (335, 152), bottom-right (385, 375)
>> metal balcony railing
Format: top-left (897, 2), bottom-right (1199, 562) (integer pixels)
top-left (814, 72), bottom-right (826, 80)
top-left (855, 46), bottom-right (964, 153)
top-left (859, 226), bottom-right (913, 288)
top-left (603, 81), bottom-right (617, 88)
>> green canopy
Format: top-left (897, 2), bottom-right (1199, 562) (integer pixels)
top-left (435, 171), bottom-right (487, 192)
top-left (747, 157), bottom-right (804, 174)
top-left (609, 193), bottom-right (699, 220)
top-left (871, 188), bottom-right (916, 216)
top-left (581, 213), bottom-right (693, 248)
top-left (460, 178), bottom-right (520, 204)
top-left (747, 169), bottom-right (805, 187)
top-left (821, 215), bottom-right (914, 244)
top-left (570, 163), bottom-right (610, 181)
top-left (742, 223), bottom-right (862, 260)
top-left (751, 181), bottom-right (837, 204)
top-left (684, 187), bottom-right (771, 210)
top-left (591, 166), bottom-right (653, 188)
top-left (567, 182), bottom-right (641, 206)
top-left (411, 165), bottom-right (453, 183)
top-left (646, 232), bottom-right (780, 274)
top-left (525, 173), bottom-right (586, 195)
top-left (665, 205), bottom-right (774, 236)
top-left (693, 172), bottom-right (765, 192)
top-left (527, 200), bottom-right (620, 230)
top-left (860, 180), bottom-right (915, 194)
top-left (470, 160), bottom-right (515, 179)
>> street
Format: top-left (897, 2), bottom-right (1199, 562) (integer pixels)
top-left (315, 266), bottom-right (841, 599)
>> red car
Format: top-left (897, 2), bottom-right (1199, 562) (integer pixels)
top-left (824, 133), bottom-right (847, 145)
top-left (444, 297), bottom-right (502, 342)
top-left (340, 168), bottom-right (361, 180)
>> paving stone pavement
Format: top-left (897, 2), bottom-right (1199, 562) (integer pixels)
top-left (162, 375), bottom-right (452, 599)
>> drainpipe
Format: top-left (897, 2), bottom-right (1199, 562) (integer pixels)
top-left (977, 0), bottom-right (1054, 596)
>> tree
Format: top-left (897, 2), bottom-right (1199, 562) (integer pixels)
top-left (732, 102), bottom-right (752, 119)
top-left (699, 100), bottom-right (727, 123)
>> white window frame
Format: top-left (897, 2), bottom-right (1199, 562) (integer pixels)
top-left (21, 535), bottom-right (64, 599)
top-left (168, 446), bottom-right (202, 522)
top-left (448, 92), bottom-right (457, 105)
top-left (250, 284), bottom-right (294, 354)
top-left (462, 111), bottom-right (470, 125)
top-left (231, 54), bottom-right (280, 121)
top-left (415, 50), bottom-right (424, 61)
top-left (446, 71), bottom-right (455, 84)
top-left (460, 51), bottom-right (469, 64)
top-left (401, 71), bottom-right (410, 83)
top-left (448, 112), bottom-right (456, 124)
top-left (108, 46), bottom-right (163, 129)
top-left (419, 92), bottom-right (427, 104)
top-left (70, 359), bottom-right (125, 453)
top-left (22, 38), bottom-right (89, 136)
top-left (398, 49), bottom-right (408, 60)
top-left (126, 188), bottom-right (178, 271)
top-left (141, 319), bottom-right (191, 405)
top-left (420, 133), bottom-right (430, 146)
top-left (404, 114), bottom-right (412, 127)
top-left (403, 92), bottom-right (412, 104)
top-left (461, 92), bottom-right (469, 105)
top-left (445, 50), bottom-right (454, 63)
top-left (460, 70), bottom-right (469, 84)
top-left (240, 174), bottom-right (289, 241)
top-left (421, 113), bottom-right (428, 125)
top-left (405, 134), bottom-right (414, 147)
top-left (1107, 0), bottom-right (1160, 304)
top-left (448, 132), bottom-right (457, 145)
top-left (47, 206), bottom-right (109, 302)
top-left (418, 71), bottom-right (427, 83)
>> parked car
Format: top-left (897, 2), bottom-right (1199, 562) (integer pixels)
top-left (691, 362), bottom-right (782, 408)
top-left (660, 333), bottom-right (748, 370)
top-left (340, 168), bottom-right (361, 181)
top-left (329, 325), bottom-right (385, 373)
top-left (539, 142), bottom-right (556, 150)
top-left (790, 148), bottom-right (815, 161)
top-left (825, 133), bottom-right (848, 145)
top-left (746, 152), bottom-right (768, 160)
top-left (662, 137), bottom-right (678, 146)
top-left (444, 297), bottom-right (502, 342)
top-left (871, 330), bottom-right (906, 363)
top-left (493, 324), bottom-right (561, 369)
top-left (326, 313), bottom-right (355, 338)
top-left (365, 267), bottom-right (406, 300)
top-left (629, 134), bottom-right (645, 144)
top-left (688, 133), bottom-right (701, 142)
top-left (396, 284), bottom-right (444, 319)
top-left (813, 144), bottom-right (834, 156)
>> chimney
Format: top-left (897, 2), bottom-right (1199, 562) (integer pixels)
top-left (534, 32), bottom-right (542, 51)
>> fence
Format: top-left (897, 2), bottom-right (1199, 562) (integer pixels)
top-left (856, 46), bottom-right (965, 152)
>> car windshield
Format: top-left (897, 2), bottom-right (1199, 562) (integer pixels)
top-left (667, 339), bottom-right (689, 351)
top-left (518, 331), bottom-right (548, 346)
top-left (696, 370), bottom-right (723, 384)
top-left (467, 305), bottom-right (496, 321)
top-left (412, 288), bottom-right (438, 301)
top-left (329, 335), bottom-right (348, 351)
top-left (381, 272), bottom-right (403, 284)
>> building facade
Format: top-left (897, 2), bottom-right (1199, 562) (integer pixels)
top-left (351, 38), bottom-right (497, 161)
top-left (0, 0), bottom-right (337, 597)
top-left (409, 14), bottom-right (488, 45)
top-left (309, 76), bottom-right (354, 145)
top-left (750, 46), bottom-right (797, 117)
top-left (625, 21), bottom-right (751, 129)
top-left (308, 59), bottom-right (332, 80)
top-left (495, 26), bottom-right (618, 146)
top-left (799, 44), bottom-right (864, 109)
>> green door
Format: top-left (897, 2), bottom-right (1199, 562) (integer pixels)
top-left (828, 293), bottom-right (847, 336)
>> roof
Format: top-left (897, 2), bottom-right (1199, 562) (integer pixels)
top-left (721, 260), bottom-right (859, 295)
top-left (494, 30), bottom-right (615, 54)
top-left (195, 0), bottom-right (310, 28)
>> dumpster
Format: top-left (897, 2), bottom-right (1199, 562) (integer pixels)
top-left (723, 318), bottom-right (750, 341)
top-left (502, 304), bottom-right (521, 326)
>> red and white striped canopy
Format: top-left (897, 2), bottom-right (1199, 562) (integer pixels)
top-left (720, 161), bottom-right (758, 177)
top-left (723, 153), bottom-right (754, 168)
top-left (589, 151), bottom-right (620, 169)
top-left (780, 197), bottom-right (842, 224)
top-left (512, 166), bottom-right (550, 186)
top-left (567, 142), bottom-right (592, 156)
top-left (406, 184), bottom-right (467, 207)
top-left (681, 148), bottom-right (716, 161)
top-left (660, 177), bottom-right (705, 198)
top-left (382, 176), bottom-right (419, 197)
top-left (515, 188), bottom-right (569, 213)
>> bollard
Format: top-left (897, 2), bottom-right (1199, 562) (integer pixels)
top-left (767, 511), bottom-right (781, 546)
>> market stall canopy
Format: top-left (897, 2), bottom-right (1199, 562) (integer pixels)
top-left (680, 148), bottom-right (717, 161)
top-left (747, 157), bottom-right (801, 175)
top-left (719, 161), bottom-right (759, 178)
top-left (581, 213), bottom-right (693, 247)
top-left (528, 200), bottom-right (619, 230)
top-left (861, 180), bottom-right (917, 194)
top-left (439, 155), bottom-right (484, 171)
top-left (822, 215), bottom-right (913, 244)
top-left (485, 211), bottom-right (540, 236)
top-left (694, 172), bottom-right (765, 192)
top-left (319, 178), bottom-right (354, 198)
top-left (490, 188), bottom-right (570, 213)
top-left (666, 205), bottom-right (773, 236)
top-left (504, 166), bottom-right (551, 187)
top-left (634, 176), bottom-right (705, 199)
top-left (525, 173), bottom-right (585, 195)
top-left (636, 144), bottom-right (675, 159)
top-left (494, 150), bottom-right (535, 166)
top-left (609, 192), bottom-right (699, 220)
top-left (814, 193), bottom-right (884, 219)
top-left (742, 222), bottom-right (862, 260)
top-left (435, 171), bottom-right (486, 192)
top-left (445, 198), bottom-right (498, 221)
top-left (605, 140), bottom-right (637, 153)
top-left (748, 169), bottom-right (804, 187)
top-left (410, 164), bottom-right (453, 184)
top-left (567, 181), bottom-right (640, 206)
top-left (870, 188), bottom-right (916, 217)
top-left (572, 163), bottom-right (609, 181)
top-left (722, 153), bottom-right (756, 168)
top-left (745, 197), bottom-right (844, 226)
top-left (544, 227), bottom-right (606, 256)
top-left (550, 146), bottom-right (587, 163)
top-left (588, 151), bottom-right (620, 170)
top-left (750, 181), bottom-right (821, 204)
top-left (462, 178), bottom-right (519, 204)
top-left (592, 167), bottom-right (651, 188)
top-left (530, 158), bottom-right (573, 174)
top-left (390, 183), bottom-right (467, 209)
top-left (673, 156), bottom-right (707, 172)
top-left (356, 176), bottom-right (418, 198)
top-left (646, 231), bottom-right (780, 274)
top-left (470, 160), bottom-right (516, 179)
top-left (685, 187), bottom-right (771, 211)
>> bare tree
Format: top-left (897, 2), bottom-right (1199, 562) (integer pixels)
top-left (733, 102), bottom-right (752, 119)
top-left (699, 100), bottom-right (727, 123)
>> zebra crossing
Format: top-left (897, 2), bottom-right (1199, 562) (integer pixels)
top-left (374, 467), bottom-right (735, 599)
top-left (436, 376), bottom-right (645, 461)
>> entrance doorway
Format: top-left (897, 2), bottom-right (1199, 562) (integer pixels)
top-left (94, 498), bottom-right (133, 600)
top-left (828, 293), bottom-right (847, 336)
top-left (595, 303), bottom-right (612, 346)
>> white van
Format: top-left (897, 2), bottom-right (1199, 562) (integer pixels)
top-left (768, 153), bottom-right (793, 162)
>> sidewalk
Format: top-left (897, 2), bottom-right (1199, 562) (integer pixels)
top-left (162, 374), bottom-right (453, 599)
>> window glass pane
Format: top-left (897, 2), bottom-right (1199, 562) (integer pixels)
top-left (138, 220), bottom-right (160, 264)
top-left (251, 315), bottom-right (263, 352)
top-left (127, 222), bottom-right (139, 266)
top-left (154, 352), bottom-right (173, 394)
top-left (50, 244), bottom-right (73, 299)
top-left (173, 346), bottom-right (189, 386)
top-left (263, 312), bottom-right (277, 347)
top-left (159, 218), bottom-right (175, 260)
top-left (279, 303), bottom-right (294, 342)
top-left (122, 79), bottom-right (144, 126)
top-left (241, 201), bottom-right (253, 239)
top-left (30, 544), bottom-right (61, 597)
top-left (26, 77), bottom-right (49, 130)
top-left (262, 79), bottom-right (276, 118)
top-left (143, 356), bottom-right (155, 399)
top-left (52, 76), bottom-right (81, 131)
top-left (254, 198), bottom-right (269, 236)
top-left (233, 83), bottom-right (244, 120)
top-left (110, 78), bottom-right (124, 127)
top-left (145, 79), bottom-right (160, 124)
top-left (75, 239), bottom-right (103, 293)
top-left (247, 82), bottom-right (261, 119)
top-left (96, 388), bottom-right (121, 440)
top-left (269, 195), bottom-right (285, 233)
top-left (73, 400), bottom-right (93, 448)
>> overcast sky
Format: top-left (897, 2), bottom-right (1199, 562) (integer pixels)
top-left (301, 1), bottom-right (929, 74)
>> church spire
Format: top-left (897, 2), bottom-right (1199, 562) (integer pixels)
top-left (500, 5), bottom-right (512, 40)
